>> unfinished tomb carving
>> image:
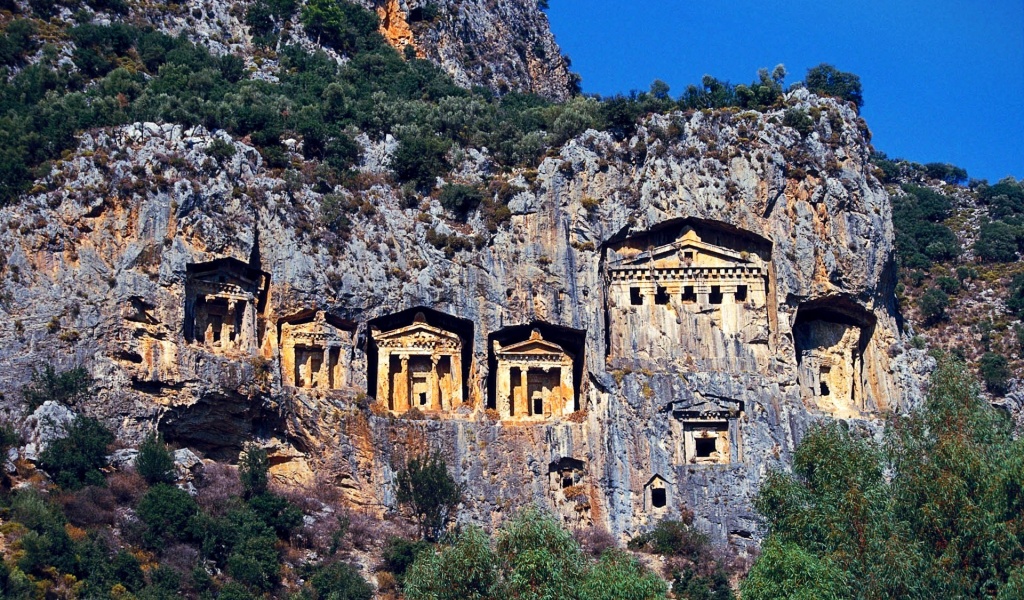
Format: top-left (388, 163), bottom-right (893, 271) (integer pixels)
top-left (605, 221), bottom-right (772, 369)
top-left (493, 330), bottom-right (576, 420)
top-left (794, 298), bottom-right (877, 418)
top-left (671, 397), bottom-right (743, 464)
top-left (644, 474), bottom-right (670, 511)
top-left (371, 313), bottom-right (464, 414)
top-left (280, 312), bottom-right (354, 390)
top-left (184, 258), bottom-right (269, 354)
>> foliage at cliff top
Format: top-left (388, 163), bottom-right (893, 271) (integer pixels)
top-left (743, 355), bottom-right (1024, 599)
top-left (0, 0), bottom-right (865, 206)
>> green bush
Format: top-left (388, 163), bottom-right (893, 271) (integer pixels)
top-left (395, 452), bottom-right (464, 541)
top-left (579, 549), bottom-right (669, 600)
top-left (627, 517), bottom-right (709, 560)
top-left (137, 483), bottom-right (199, 546)
top-left (308, 561), bottom-right (373, 600)
top-left (22, 365), bottom-right (92, 411)
top-left (38, 416), bottom-right (114, 490)
top-left (782, 108), bottom-right (813, 137)
top-left (975, 220), bottom-right (1021, 262)
top-left (382, 536), bottom-right (432, 586)
top-left (891, 185), bottom-right (959, 268)
top-left (404, 526), bottom-right (498, 600)
top-left (804, 63), bottom-right (863, 108)
top-left (935, 275), bottom-right (960, 295)
top-left (1009, 274), bottom-right (1024, 317)
top-left (136, 432), bottom-right (177, 485)
top-left (392, 133), bottom-right (451, 191)
top-left (917, 287), bottom-right (949, 325)
top-left (437, 184), bottom-right (483, 220)
top-left (978, 352), bottom-right (1011, 396)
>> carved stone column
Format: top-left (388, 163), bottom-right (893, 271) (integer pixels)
top-left (429, 355), bottom-right (440, 411)
top-left (515, 366), bottom-right (529, 417)
top-left (377, 350), bottom-right (391, 408)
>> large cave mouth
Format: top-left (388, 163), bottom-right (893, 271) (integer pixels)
top-left (159, 393), bottom-right (256, 461)
top-left (793, 296), bottom-right (877, 413)
top-left (793, 296), bottom-right (877, 365)
top-left (365, 306), bottom-right (474, 403)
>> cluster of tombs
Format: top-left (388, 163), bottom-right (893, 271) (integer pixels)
top-left (175, 220), bottom-right (883, 462)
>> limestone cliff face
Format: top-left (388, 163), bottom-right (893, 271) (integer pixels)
top-left (355, 0), bottom-right (575, 99)
top-left (0, 91), bottom-right (927, 545)
top-left (116, 0), bottom-right (574, 101)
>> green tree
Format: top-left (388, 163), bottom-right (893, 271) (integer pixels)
top-left (804, 63), bottom-right (864, 108)
top-left (438, 183), bottom-right (483, 220)
top-left (1009, 274), bottom-right (1024, 317)
top-left (240, 443), bottom-right (270, 498)
top-left (978, 352), bottom-right (1011, 396)
top-left (395, 452), bottom-right (464, 541)
top-left (136, 432), bottom-right (176, 485)
top-left (404, 526), bottom-right (498, 600)
top-left (745, 356), bottom-right (1024, 598)
top-left (137, 483), bottom-right (199, 547)
top-left (38, 416), bottom-right (113, 490)
top-left (494, 506), bottom-right (588, 599)
top-left (917, 287), bottom-right (949, 325)
top-left (22, 365), bottom-right (92, 411)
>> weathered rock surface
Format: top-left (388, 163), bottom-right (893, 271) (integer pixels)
top-left (0, 93), bottom-right (925, 546)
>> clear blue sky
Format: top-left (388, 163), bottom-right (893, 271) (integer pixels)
top-left (546, 1), bottom-right (1024, 183)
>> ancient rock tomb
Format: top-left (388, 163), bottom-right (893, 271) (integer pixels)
top-left (184, 258), bottom-right (269, 354)
top-left (371, 312), bottom-right (464, 413)
top-left (280, 311), bottom-right (354, 390)
top-left (493, 329), bottom-right (576, 419)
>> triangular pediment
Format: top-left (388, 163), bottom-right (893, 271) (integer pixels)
top-left (618, 232), bottom-right (752, 270)
top-left (671, 397), bottom-right (743, 417)
top-left (498, 338), bottom-right (568, 356)
top-left (373, 322), bottom-right (462, 344)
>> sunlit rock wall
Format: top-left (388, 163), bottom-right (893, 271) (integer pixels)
top-left (0, 92), bottom-right (928, 546)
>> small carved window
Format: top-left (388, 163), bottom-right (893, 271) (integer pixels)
top-left (655, 287), bottom-right (670, 305)
top-left (533, 397), bottom-right (543, 416)
top-left (735, 285), bottom-right (748, 302)
top-left (820, 381), bottom-right (830, 396)
top-left (709, 286), bottom-right (723, 305)
top-left (651, 488), bottom-right (667, 508)
top-left (562, 476), bottom-right (573, 489)
top-left (681, 286), bottom-right (696, 303)
top-left (630, 287), bottom-right (643, 306)
top-left (683, 251), bottom-right (694, 261)
top-left (695, 437), bottom-right (716, 458)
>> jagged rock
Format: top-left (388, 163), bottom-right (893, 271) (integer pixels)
top-left (21, 402), bottom-right (77, 462)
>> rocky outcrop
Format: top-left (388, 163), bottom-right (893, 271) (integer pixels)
top-left (0, 92), bottom-right (926, 546)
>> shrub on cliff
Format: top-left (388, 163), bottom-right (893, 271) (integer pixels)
top-left (743, 356), bottom-right (1024, 598)
top-left (978, 352), bottom-right (1011, 396)
top-left (1008, 274), bottom-right (1024, 317)
top-left (38, 416), bottom-right (114, 490)
top-left (136, 432), bottom-right (177, 485)
top-left (974, 220), bottom-right (1021, 262)
top-left (804, 63), bottom-right (863, 108)
top-left (917, 287), bottom-right (949, 325)
top-left (396, 452), bottom-right (464, 541)
top-left (137, 483), bottom-right (199, 547)
top-left (22, 365), bottom-right (92, 411)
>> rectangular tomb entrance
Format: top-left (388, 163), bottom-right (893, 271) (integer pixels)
top-left (670, 397), bottom-right (744, 465)
top-left (493, 330), bottom-right (576, 420)
top-left (280, 312), bottom-right (354, 390)
top-left (185, 258), bottom-right (269, 354)
top-left (372, 313), bottom-right (464, 414)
